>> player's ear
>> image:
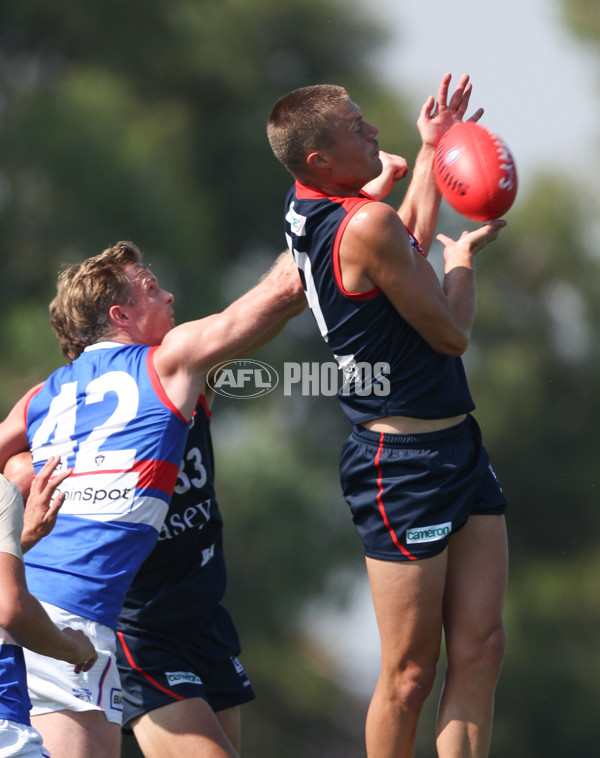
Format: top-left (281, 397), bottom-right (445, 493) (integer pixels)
top-left (306, 150), bottom-right (329, 169)
top-left (108, 304), bottom-right (129, 327)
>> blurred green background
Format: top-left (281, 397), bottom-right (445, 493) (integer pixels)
top-left (1, 0), bottom-right (599, 756)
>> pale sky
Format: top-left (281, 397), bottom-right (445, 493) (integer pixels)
top-left (369, 0), bottom-right (600, 193)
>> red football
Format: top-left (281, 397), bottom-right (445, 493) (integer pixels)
top-left (434, 121), bottom-right (518, 221)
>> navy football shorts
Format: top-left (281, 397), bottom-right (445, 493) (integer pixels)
top-left (339, 414), bottom-right (507, 561)
top-left (116, 608), bottom-right (255, 729)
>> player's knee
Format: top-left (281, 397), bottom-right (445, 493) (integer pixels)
top-left (483, 623), bottom-right (507, 675)
top-left (382, 661), bottom-right (437, 711)
top-left (449, 621), bottom-right (506, 678)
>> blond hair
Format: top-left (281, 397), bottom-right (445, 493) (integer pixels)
top-left (50, 241), bottom-right (144, 362)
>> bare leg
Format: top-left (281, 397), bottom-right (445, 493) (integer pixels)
top-left (132, 698), bottom-right (240, 758)
top-left (365, 552), bottom-right (448, 758)
top-left (216, 706), bottom-right (242, 754)
top-left (436, 515), bottom-right (508, 758)
top-left (31, 710), bottom-right (121, 758)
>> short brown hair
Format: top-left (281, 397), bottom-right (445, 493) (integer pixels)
top-left (50, 241), bottom-right (144, 362)
top-left (267, 84), bottom-right (349, 176)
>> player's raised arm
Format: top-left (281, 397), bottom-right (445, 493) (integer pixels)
top-left (398, 73), bottom-right (482, 254)
top-left (153, 251), bottom-right (305, 419)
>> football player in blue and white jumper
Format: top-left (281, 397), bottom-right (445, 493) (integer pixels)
top-left (0, 241), bottom-right (304, 758)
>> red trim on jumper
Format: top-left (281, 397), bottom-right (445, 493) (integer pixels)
top-left (133, 458), bottom-right (180, 493)
top-left (117, 631), bottom-right (184, 701)
top-left (197, 394), bottom-right (212, 419)
top-left (294, 181), bottom-right (380, 300)
top-left (23, 383), bottom-right (44, 427)
top-left (332, 199), bottom-right (380, 300)
top-left (374, 432), bottom-right (416, 560)
top-left (294, 182), bottom-right (374, 204)
top-left (67, 458), bottom-right (180, 496)
top-left (146, 346), bottom-right (189, 424)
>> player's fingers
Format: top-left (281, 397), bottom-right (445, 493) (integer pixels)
top-left (436, 233), bottom-right (453, 246)
top-left (31, 457), bottom-right (58, 489)
top-left (454, 82), bottom-right (472, 116)
top-left (483, 219), bottom-right (507, 232)
top-left (74, 658), bottom-right (96, 674)
top-left (448, 73), bottom-right (470, 108)
top-left (394, 164), bottom-right (409, 179)
top-left (32, 457), bottom-right (70, 493)
top-left (39, 456), bottom-right (62, 477)
top-left (81, 656), bottom-right (97, 672)
top-left (419, 95), bottom-right (436, 120)
top-left (450, 76), bottom-right (468, 100)
top-left (436, 72), bottom-right (452, 107)
top-left (48, 468), bottom-right (72, 489)
top-left (466, 107), bottom-right (485, 123)
top-left (43, 491), bottom-right (66, 522)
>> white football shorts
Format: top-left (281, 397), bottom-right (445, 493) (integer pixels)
top-left (23, 602), bottom-right (123, 725)
top-left (0, 720), bottom-right (50, 758)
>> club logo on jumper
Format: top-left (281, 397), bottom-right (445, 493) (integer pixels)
top-left (286, 202), bottom-right (307, 236)
top-left (406, 522), bottom-right (452, 544)
top-left (166, 671), bottom-right (204, 687)
top-left (208, 359), bottom-right (279, 399)
top-left (72, 687), bottom-right (93, 703)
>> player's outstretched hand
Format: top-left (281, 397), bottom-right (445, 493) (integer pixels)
top-left (22, 456), bottom-right (72, 553)
top-left (417, 73), bottom-right (484, 149)
top-left (437, 219), bottom-right (507, 272)
top-left (362, 151), bottom-right (409, 200)
top-left (61, 627), bottom-right (98, 674)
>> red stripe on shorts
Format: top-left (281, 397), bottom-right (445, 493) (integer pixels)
top-left (374, 432), bottom-right (417, 560)
top-left (117, 631), bottom-right (184, 701)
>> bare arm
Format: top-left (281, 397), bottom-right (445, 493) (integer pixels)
top-left (0, 389), bottom-right (37, 471)
top-left (339, 202), bottom-right (506, 355)
top-left (222, 251), bottom-right (307, 359)
top-left (0, 551), bottom-right (97, 672)
top-left (153, 251), bottom-right (305, 419)
top-left (361, 151), bottom-right (409, 201)
top-left (398, 73), bottom-right (484, 254)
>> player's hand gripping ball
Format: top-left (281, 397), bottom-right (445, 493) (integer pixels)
top-left (434, 122), bottom-right (518, 221)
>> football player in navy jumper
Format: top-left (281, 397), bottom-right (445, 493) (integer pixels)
top-left (116, 390), bottom-right (255, 758)
top-left (267, 74), bottom-right (508, 758)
